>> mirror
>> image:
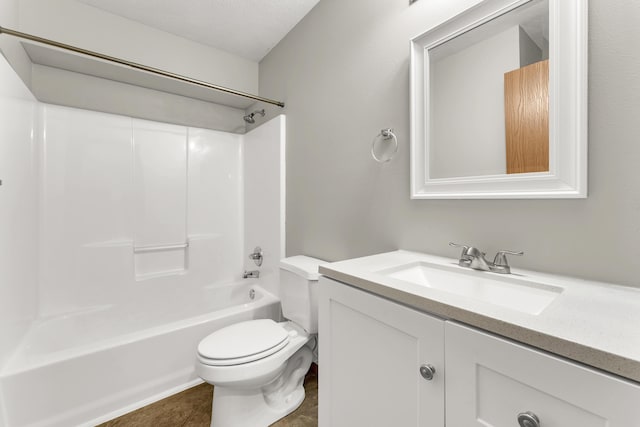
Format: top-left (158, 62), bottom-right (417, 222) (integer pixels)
top-left (429, 1), bottom-right (549, 179)
top-left (410, 0), bottom-right (587, 199)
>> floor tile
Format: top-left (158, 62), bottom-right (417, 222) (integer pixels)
top-left (98, 368), bottom-right (318, 427)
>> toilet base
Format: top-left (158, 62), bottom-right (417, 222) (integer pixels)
top-left (209, 345), bottom-right (312, 427)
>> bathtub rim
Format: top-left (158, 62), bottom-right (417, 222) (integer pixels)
top-left (1, 283), bottom-right (280, 376)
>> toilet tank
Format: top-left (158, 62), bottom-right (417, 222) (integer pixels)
top-left (279, 255), bottom-right (327, 334)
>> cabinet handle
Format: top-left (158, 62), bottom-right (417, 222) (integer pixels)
top-left (517, 411), bottom-right (540, 427)
top-left (419, 364), bottom-right (436, 381)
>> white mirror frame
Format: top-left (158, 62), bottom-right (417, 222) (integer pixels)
top-left (410, 0), bottom-right (587, 199)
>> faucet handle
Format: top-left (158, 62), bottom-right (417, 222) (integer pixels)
top-left (449, 242), bottom-right (472, 267)
top-left (492, 250), bottom-right (524, 274)
top-left (449, 242), bottom-right (469, 251)
top-left (248, 246), bottom-right (263, 267)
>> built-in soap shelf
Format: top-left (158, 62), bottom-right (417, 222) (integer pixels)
top-left (133, 242), bottom-right (189, 253)
top-left (80, 234), bottom-right (224, 282)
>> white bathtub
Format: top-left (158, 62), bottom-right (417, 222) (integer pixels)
top-left (0, 281), bottom-right (280, 427)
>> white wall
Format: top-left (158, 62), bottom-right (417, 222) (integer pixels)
top-left (38, 104), bottom-right (243, 317)
top-left (0, 1), bottom-right (18, 42)
top-left (36, 104), bottom-right (286, 317)
top-left (0, 0), bottom-right (259, 132)
top-left (243, 116), bottom-right (286, 297)
top-left (0, 0), bottom-right (32, 87)
top-left (257, 0), bottom-right (640, 288)
top-left (133, 120), bottom-right (188, 279)
top-left (18, 0), bottom-right (257, 94)
top-left (0, 51), bottom-right (284, 323)
top-left (0, 55), bottom-right (38, 369)
top-left (30, 65), bottom-right (248, 133)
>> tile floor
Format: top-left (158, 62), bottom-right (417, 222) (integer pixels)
top-left (98, 367), bottom-right (318, 427)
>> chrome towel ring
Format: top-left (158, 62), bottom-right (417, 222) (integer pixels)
top-left (371, 128), bottom-right (398, 163)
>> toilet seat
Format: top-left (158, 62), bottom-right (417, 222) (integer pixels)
top-left (198, 319), bottom-right (290, 366)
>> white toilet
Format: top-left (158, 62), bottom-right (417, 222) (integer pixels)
top-left (196, 255), bottom-right (325, 427)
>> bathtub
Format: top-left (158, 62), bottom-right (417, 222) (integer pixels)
top-left (0, 281), bottom-right (280, 427)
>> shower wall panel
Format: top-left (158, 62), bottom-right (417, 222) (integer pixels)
top-left (39, 106), bottom-right (134, 316)
top-left (133, 120), bottom-right (187, 279)
top-left (243, 115), bottom-right (286, 297)
top-left (0, 53), bottom-right (38, 370)
top-left (38, 105), bottom-right (243, 318)
top-left (187, 128), bottom-right (243, 286)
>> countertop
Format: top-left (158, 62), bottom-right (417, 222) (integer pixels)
top-left (319, 250), bottom-right (640, 383)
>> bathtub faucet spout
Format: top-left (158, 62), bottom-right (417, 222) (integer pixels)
top-left (243, 270), bottom-right (260, 279)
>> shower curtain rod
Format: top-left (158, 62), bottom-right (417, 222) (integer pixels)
top-left (0, 26), bottom-right (285, 108)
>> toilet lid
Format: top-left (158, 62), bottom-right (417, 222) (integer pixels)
top-left (198, 319), bottom-right (289, 365)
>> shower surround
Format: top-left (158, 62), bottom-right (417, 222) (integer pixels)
top-left (0, 56), bottom-right (286, 426)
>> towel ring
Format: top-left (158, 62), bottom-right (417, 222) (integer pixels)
top-left (371, 128), bottom-right (398, 163)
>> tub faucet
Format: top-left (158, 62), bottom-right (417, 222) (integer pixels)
top-left (243, 270), bottom-right (260, 279)
top-left (449, 242), bottom-right (523, 274)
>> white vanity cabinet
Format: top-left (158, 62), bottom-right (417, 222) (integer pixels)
top-left (445, 322), bottom-right (640, 427)
top-left (319, 277), bottom-right (640, 427)
top-left (318, 277), bottom-right (446, 427)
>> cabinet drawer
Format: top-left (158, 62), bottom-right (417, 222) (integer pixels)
top-left (445, 322), bottom-right (640, 427)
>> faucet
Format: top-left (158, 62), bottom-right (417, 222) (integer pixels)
top-left (449, 242), bottom-right (523, 274)
top-left (248, 246), bottom-right (263, 267)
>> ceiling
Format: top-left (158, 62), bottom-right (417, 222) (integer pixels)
top-left (76, 0), bottom-right (320, 62)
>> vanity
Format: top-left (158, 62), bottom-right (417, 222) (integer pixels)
top-left (318, 250), bottom-right (640, 427)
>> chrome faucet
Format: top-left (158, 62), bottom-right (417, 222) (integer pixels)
top-left (248, 246), bottom-right (263, 267)
top-left (449, 242), bottom-right (523, 274)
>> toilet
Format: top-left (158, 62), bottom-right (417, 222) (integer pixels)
top-left (196, 255), bottom-right (325, 427)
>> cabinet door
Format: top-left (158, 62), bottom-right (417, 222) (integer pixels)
top-left (445, 322), bottom-right (640, 427)
top-left (319, 277), bottom-right (445, 427)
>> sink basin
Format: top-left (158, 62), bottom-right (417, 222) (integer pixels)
top-left (379, 262), bottom-right (563, 315)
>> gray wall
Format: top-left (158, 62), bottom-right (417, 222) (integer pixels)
top-left (256, 0), bottom-right (640, 288)
top-left (431, 25), bottom-right (521, 178)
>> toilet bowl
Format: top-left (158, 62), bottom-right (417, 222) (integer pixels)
top-left (197, 320), bottom-right (314, 427)
top-left (195, 255), bottom-right (325, 427)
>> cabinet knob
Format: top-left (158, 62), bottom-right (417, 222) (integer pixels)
top-left (517, 411), bottom-right (540, 427)
top-left (419, 364), bottom-right (436, 381)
